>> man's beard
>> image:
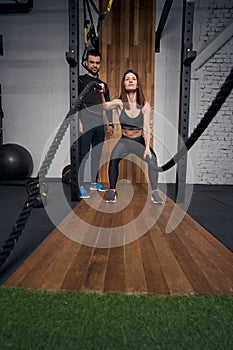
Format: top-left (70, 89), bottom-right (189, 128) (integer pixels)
top-left (86, 66), bottom-right (99, 76)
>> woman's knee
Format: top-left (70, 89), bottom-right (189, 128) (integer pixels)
top-left (149, 147), bottom-right (157, 160)
top-left (146, 151), bottom-right (158, 170)
top-left (109, 158), bottom-right (121, 168)
top-left (111, 140), bottom-right (127, 159)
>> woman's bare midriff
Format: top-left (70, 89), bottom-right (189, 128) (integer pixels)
top-left (122, 129), bottom-right (143, 138)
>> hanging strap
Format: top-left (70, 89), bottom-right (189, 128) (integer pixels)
top-left (81, 0), bottom-right (114, 69)
top-left (97, 0), bottom-right (113, 34)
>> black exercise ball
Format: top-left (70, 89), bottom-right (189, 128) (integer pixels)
top-left (0, 143), bottom-right (33, 180)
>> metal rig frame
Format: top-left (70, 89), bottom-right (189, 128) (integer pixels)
top-left (66, 0), bottom-right (80, 201)
top-left (155, 0), bottom-right (196, 203)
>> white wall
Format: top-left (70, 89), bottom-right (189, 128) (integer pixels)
top-left (0, 0), bottom-right (98, 178)
top-left (155, 0), bottom-right (233, 184)
top-left (0, 0), bottom-right (69, 177)
top-left (189, 0), bottom-right (233, 184)
top-left (154, 0), bottom-right (183, 184)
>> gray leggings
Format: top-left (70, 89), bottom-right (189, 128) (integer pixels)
top-left (109, 135), bottom-right (158, 190)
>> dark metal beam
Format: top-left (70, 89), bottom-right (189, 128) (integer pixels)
top-left (67, 0), bottom-right (80, 201)
top-left (155, 0), bottom-right (174, 53)
top-left (0, 35), bottom-right (3, 145)
top-left (0, 34), bottom-right (3, 56)
top-left (0, 1), bottom-right (33, 14)
top-left (176, 1), bottom-right (196, 203)
top-left (0, 84), bottom-right (3, 145)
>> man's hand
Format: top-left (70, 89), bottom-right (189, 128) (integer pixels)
top-left (107, 124), bottom-right (114, 135)
top-left (95, 83), bottom-right (105, 94)
top-left (79, 119), bottom-right (83, 134)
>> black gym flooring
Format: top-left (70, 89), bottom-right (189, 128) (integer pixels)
top-left (0, 181), bottom-right (232, 285)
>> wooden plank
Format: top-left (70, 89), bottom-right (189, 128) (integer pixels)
top-left (80, 247), bottom-right (109, 292)
top-left (174, 222), bottom-right (233, 294)
top-left (40, 197), bottom-right (107, 291)
top-left (3, 230), bottom-right (66, 288)
top-left (139, 232), bottom-right (170, 294)
top-left (157, 196), bottom-right (233, 294)
top-left (149, 225), bottom-right (195, 295)
top-left (10, 232), bottom-right (69, 289)
top-left (10, 199), bottom-right (95, 289)
top-left (133, 0), bottom-right (140, 46)
top-left (123, 208), bottom-right (148, 293)
top-left (131, 189), bottom-right (170, 294)
top-left (99, 0), bottom-right (156, 183)
top-left (123, 0), bottom-right (130, 59)
top-left (184, 213), bottom-right (233, 260)
top-left (103, 206), bottom-right (125, 292)
top-left (156, 201), bottom-right (216, 294)
top-left (79, 208), bottom-right (111, 292)
top-left (39, 236), bottom-right (81, 291)
top-left (164, 229), bottom-right (216, 294)
top-left (156, 197), bottom-right (205, 294)
top-left (60, 244), bottom-right (94, 291)
top-left (104, 246), bottom-right (125, 292)
top-left (4, 185), bottom-right (233, 295)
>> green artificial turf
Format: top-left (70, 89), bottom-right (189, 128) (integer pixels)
top-left (0, 287), bottom-right (232, 349)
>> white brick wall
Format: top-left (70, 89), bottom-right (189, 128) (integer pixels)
top-left (190, 0), bottom-right (233, 184)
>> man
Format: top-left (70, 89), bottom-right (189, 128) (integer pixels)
top-left (78, 49), bottom-right (114, 198)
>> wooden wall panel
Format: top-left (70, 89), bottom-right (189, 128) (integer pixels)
top-left (99, 0), bottom-right (156, 184)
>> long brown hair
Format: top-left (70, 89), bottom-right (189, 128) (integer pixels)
top-left (120, 69), bottom-right (146, 109)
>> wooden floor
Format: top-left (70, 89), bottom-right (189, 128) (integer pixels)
top-left (4, 184), bottom-right (233, 294)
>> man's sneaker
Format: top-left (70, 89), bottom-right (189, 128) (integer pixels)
top-left (90, 182), bottom-right (108, 192)
top-left (105, 190), bottom-right (117, 203)
top-left (79, 186), bottom-right (90, 199)
top-left (151, 191), bottom-right (164, 204)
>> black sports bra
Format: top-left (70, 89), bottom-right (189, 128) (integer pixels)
top-left (119, 108), bottom-right (144, 130)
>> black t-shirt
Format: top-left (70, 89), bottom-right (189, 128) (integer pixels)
top-left (78, 74), bottom-right (112, 125)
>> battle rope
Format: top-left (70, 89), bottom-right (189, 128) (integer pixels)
top-left (0, 81), bottom-right (99, 269)
top-left (152, 66), bottom-right (233, 172)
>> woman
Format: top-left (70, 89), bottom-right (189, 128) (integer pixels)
top-left (97, 69), bottom-right (163, 204)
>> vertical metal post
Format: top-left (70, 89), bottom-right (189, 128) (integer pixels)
top-left (0, 35), bottom-right (3, 145)
top-left (176, 1), bottom-right (196, 203)
top-left (67, 0), bottom-right (80, 201)
top-left (0, 84), bottom-right (3, 146)
top-left (155, 0), bottom-right (174, 53)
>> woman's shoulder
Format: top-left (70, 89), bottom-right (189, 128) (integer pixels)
top-left (144, 101), bottom-right (150, 108)
top-left (113, 98), bottom-right (123, 103)
top-left (142, 101), bottom-right (151, 112)
top-left (112, 98), bottom-right (123, 108)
